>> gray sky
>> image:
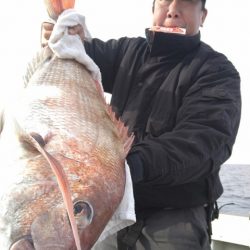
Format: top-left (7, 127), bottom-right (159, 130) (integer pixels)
top-left (0, 0), bottom-right (249, 164)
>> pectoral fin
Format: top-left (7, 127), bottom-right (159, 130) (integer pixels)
top-left (14, 120), bottom-right (81, 250)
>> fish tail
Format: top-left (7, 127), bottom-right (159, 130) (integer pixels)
top-left (44, 0), bottom-right (76, 20)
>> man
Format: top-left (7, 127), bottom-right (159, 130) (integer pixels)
top-left (42, 0), bottom-right (241, 249)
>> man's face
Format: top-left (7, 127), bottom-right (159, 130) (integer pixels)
top-left (152, 0), bottom-right (207, 36)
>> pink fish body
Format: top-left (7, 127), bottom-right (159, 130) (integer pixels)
top-left (0, 46), bottom-right (133, 249)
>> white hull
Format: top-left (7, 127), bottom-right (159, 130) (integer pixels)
top-left (211, 214), bottom-right (250, 250)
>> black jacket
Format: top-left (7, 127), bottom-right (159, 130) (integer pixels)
top-left (85, 30), bottom-right (241, 212)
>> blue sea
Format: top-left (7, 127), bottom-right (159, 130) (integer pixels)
top-left (217, 164), bottom-right (250, 217)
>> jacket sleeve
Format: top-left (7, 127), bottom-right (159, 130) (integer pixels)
top-left (129, 52), bottom-right (241, 187)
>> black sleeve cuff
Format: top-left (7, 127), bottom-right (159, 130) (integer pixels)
top-left (126, 153), bottom-right (144, 184)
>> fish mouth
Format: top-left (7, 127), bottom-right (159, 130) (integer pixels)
top-left (30, 208), bottom-right (76, 249)
top-left (10, 236), bottom-right (34, 250)
top-left (10, 237), bottom-right (70, 250)
top-left (9, 202), bottom-right (94, 249)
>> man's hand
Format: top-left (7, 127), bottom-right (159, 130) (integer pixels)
top-left (68, 24), bottom-right (85, 41)
top-left (41, 22), bottom-right (54, 47)
top-left (41, 22), bottom-right (85, 47)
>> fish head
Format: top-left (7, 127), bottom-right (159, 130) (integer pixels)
top-left (0, 150), bottom-right (124, 250)
top-left (0, 152), bottom-right (66, 249)
top-left (57, 154), bottom-right (126, 249)
top-left (17, 148), bottom-right (125, 250)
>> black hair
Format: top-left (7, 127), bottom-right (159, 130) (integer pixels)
top-left (152, 0), bottom-right (206, 12)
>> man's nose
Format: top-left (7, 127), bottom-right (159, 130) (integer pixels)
top-left (167, 0), bottom-right (180, 18)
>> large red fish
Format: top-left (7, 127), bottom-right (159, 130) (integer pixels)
top-left (0, 1), bottom-right (133, 249)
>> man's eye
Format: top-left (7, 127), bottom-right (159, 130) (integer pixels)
top-left (158, 0), bottom-right (198, 3)
top-left (157, 0), bottom-right (171, 5)
top-left (181, 0), bottom-right (199, 2)
top-left (158, 0), bottom-right (172, 2)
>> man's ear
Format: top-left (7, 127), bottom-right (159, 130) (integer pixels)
top-left (152, 0), bottom-right (156, 13)
top-left (201, 9), bottom-right (208, 27)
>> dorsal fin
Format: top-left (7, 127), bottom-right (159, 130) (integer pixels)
top-left (23, 46), bottom-right (53, 87)
top-left (106, 105), bottom-right (134, 158)
top-left (93, 80), bottom-right (134, 157)
top-left (0, 108), bottom-right (4, 136)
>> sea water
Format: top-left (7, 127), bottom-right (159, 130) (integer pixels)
top-left (217, 164), bottom-right (250, 217)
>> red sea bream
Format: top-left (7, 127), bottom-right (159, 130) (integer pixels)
top-left (0, 45), bottom-right (133, 249)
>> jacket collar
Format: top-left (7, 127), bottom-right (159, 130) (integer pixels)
top-left (145, 28), bottom-right (201, 58)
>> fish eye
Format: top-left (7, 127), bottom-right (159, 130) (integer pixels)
top-left (73, 200), bottom-right (94, 228)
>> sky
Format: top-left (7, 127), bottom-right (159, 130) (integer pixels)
top-left (0, 0), bottom-right (249, 165)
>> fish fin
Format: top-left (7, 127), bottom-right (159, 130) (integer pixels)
top-left (39, 151), bottom-right (81, 250)
top-left (44, 0), bottom-right (76, 20)
top-left (106, 105), bottom-right (135, 158)
top-left (93, 81), bottom-right (134, 157)
top-left (14, 120), bottom-right (82, 250)
top-left (0, 108), bottom-right (4, 135)
top-left (23, 47), bottom-right (53, 87)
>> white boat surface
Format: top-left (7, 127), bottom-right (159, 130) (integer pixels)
top-left (211, 213), bottom-right (250, 250)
